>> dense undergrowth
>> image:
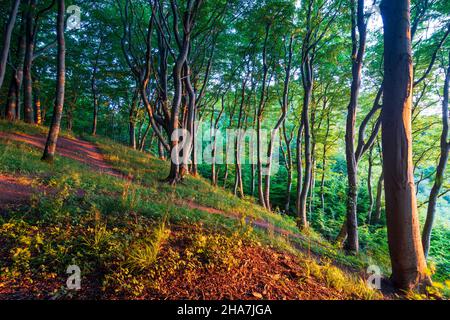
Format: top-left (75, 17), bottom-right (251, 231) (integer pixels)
top-left (0, 121), bottom-right (448, 299)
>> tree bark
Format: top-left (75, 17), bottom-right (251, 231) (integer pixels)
top-left (0, 0), bottom-right (21, 90)
top-left (42, 0), bottom-right (65, 162)
top-left (298, 55), bottom-right (313, 229)
top-left (5, 8), bottom-right (26, 121)
top-left (211, 94), bottom-right (225, 186)
top-left (367, 146), bottom-right (374, 224)
top-left (344, 0), bottom-right (367, 254)
top-left (256, 23), bottom-right (271, 209)
top-left (421, 52), bottom-right (450, 258)
top-left (295, 123), bottom-right (304, 223)
top-left (234, 77), bottom-right (247, 198)
top-left (282, 121), bottom-right (294, 213)
top-left (320, 111), bottom-right (331, 214)
top-left (23, 0), bottom-right (37, 123)
top-left (91, 37), bottom-right (103, 135)
top-left (264, 35), bottom-right (293, 211)
top-left (33, 75), bottom-right (41, 125)
top-left (372, 170), bottom-right (383, 225)
top-left (380, 0), bottom-right (430, 290)
top-left (129, 88), bottom-right (139, 149)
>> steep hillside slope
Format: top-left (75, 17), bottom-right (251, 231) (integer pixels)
top-left (0, 121), bottom-right (386, 299)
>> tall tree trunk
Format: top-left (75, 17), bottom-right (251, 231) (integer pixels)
top-left (91, 38), bottom-right (102, 135)
top-left (184, 63), bottom-right (197, 176)
top-left (211, 129), bottom-right (219, 185)
top-left (0, 0), bottom-right (20, 90)
top-left (367, 145), bottom-right (374, 224)
top-left (257, 116), bottom-right (266, 207)
top-left (344, 0), bottom-right (367, 254)
top-left (320, 112), bottom-right (331, 214)
top-left (211, 95), bottom-right (225, 186)
top-left (421, 53), bottom-right (450, 258)
top-left (234, 77), bottom-right (247, 198)
top-left (23, 0), bottom-right (36, 123)
top-left (282, 122), bottom-right (293, 213)
top-left (256, 23), bottom-right (271, 209)
top-left (42, 0), bottom-right (65, 162)
top-left (223, 162), bottom-right (229, 187)
top-left (129, 89), bottom-right (138, 149)
top-left (158, 130), bottom-right (166, 159)
top-left (138, 114), bottom-right (151, 152)
top-left (264, 35), bottom-right (293, 211)
top-left (295, 123), bottom-right (304, 222)
top-left (380, 0), bottom-right (430, 290)
top-left (5, 10), bottom-right (26, 121)
top-left (372, 170), bottom-right (384, 225)
top-left (298, 58), bottom-right (312, 229)
top-left (33, 75), bottom-right (41, 125)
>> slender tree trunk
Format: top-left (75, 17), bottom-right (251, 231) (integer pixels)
top-left (91, 89), bottom-right (99, 135)
top-left (308, 101), bottom-right (318, 218)
top-left (257, 117), bottom-right (266, 207)
top-left (282, 122), bottom-right (293, 213)
top-left (344, 0), bottom-right (367, 254)
top-left (5, 76), bottom-right (19, 120)
top-left (23, 0), bottom-right (36, 123)
top-left (223, 162), bottom-right (229, 187)
top-left (33, 75), bottom-right (41, 125)
top-left (66, 105), bottom-right (73, 131)
top-left (336, 223), bottom-right (348, 246)
top-left (91, 38), bottom-right (102, 135)
top-left (372, 170), bottom-right (384, 225)
top-left (320, 113), bottom-right (331, 214)
top-left (138, 115), bottom-right (151, 152)
top-left (211, 95), bottom-right (225, 186)
top-left (421, 53), bottom-right (450, 258)
top-left (0, 0), bottom-right (21, 90)
top-left (158, 133), bottom-right (166, 159)
top-left (184, 63), bottom-right (197, 176)
top-left (234, 78), bottom-right (247, 197)
top-left (256, 24), bottom-right (271, 209)
top-left (42, 0), bottom-right (65, 162)
top-left (309, 153), bottom-right (316, 218)
top-left (5, 14), bottom-right (26, 121)
top-left (264, 35), bottom-right (293, 211)
top-left (167, 44), bottom-right (189, 183)
top-left (367, 145), bottom-right (374, 224)
top-left (250, 163), bottom-right (255, 195)
top-left (129, 89), bottom-right (138, 149)
top-left (211, 128), bottom-right (217, 185)
top-left (298, 65), bottom-right (312, 229)
top-left (296, 123), bottom-right (304, 221)
top-left (380, 0), bottom-right (430, 290)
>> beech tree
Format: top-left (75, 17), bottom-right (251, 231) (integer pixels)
top-left (0, 0), bottom-right (20, 90)
top-left (380, 0), bottom-right (430, 290)
top-left (42, 0), bottom-right (65, 162)
top-left (422, 53), bottom-right (450, 258)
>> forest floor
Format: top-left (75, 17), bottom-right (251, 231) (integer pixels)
top-left (0, 121), bottom-right (444, 300)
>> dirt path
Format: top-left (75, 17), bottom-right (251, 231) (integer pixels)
top-left (0, 132), bottom-right (124, 178)
top-left (0, 130), bottom-right (334, 253)
top-left (180, 199), bottom-right (334, 251)
top-left (0, 174), bottom-right (39, 205)
top-left (0, 132), bottom-right (126, 210)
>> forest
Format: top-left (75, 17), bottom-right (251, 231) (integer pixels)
top-left (0, 0), bottom-right (449, 301)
